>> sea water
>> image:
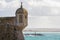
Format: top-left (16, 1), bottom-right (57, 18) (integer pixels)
top-left (24, 32), bottom-right (60, 40)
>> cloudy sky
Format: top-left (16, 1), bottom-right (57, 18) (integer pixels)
top-left (0, 0), bottom-right (60, 28)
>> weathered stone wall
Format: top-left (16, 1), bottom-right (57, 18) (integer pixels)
top-left (0, 24), bottom-right (24, 40)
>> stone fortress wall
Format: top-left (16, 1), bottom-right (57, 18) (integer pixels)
top-left (0, 24), bottom-right (24, 40)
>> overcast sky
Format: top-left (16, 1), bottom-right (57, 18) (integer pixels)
top-left (0, 0), bottom-right (60, 28)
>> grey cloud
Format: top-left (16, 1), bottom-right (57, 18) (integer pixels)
top-left (5, 0), bottom-right (14, 2)
top-left (25, 0), bottom-right (60, 16)
top-left (29, 6), bottom-right (48, 16)
top-left (52, 0), bottom-right (60, 2)
top-left (28, 6), bottom-right (60, 16)
top-left (27, 16), bottom-right (60, 28)
top-left (48, 16), bottom-right (60, 25)
top-left (35, 0), bottom-right (42, 1)
top-left (0, 8), bottom-right (16, 17)
top-left (0, 0), bottom-right (60, 17)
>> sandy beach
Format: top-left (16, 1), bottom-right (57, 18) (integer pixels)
top-left (23, 28), bottom-right (60, 32)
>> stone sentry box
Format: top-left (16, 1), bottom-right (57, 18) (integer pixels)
top-left (0, 2), bottom-right (28, 40)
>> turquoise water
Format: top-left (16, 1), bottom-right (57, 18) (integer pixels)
top-left (24, 32), bottom-right (60, 40)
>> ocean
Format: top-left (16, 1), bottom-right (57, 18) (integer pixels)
top-left (24, 32), bottom-right (60, 40)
